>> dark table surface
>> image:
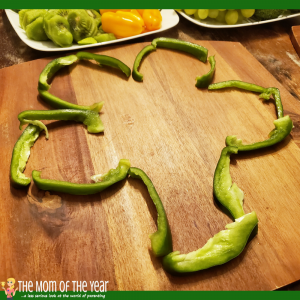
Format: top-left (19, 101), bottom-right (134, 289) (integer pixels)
top-left (1, 9), bottom-right (300, 291)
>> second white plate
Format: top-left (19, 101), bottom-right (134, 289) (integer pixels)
top-left (178, 10), bottom-right (300, 28)
top-left (5, 9), bottom-right (180, 52)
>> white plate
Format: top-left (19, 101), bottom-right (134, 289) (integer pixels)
top-left (178, 10), bottom-right (300, 28)
top-left (5, 9), bottom-right (179, 52)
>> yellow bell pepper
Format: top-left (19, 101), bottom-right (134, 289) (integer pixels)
top-left (143, 9), bottom-right (162, 31)
top-left (101, 11), bottom-right (145, 38)
top-left (99, 9), bottom-right (130, 15)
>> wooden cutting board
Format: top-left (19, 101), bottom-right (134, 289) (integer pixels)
top-left (1, 41), bottom-right (300, 291)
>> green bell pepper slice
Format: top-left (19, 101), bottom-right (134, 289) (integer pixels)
top-left (18, 109), bottom-right (104, 139)
top-left (226, 115), bottom-right (293, 151)
top-left (76, 52), bottom-right (131, 78)
top-left (38, 89), bottom-right (104, 113)
top-left (32, 159), bottom-right (130, 195)
top-left (213, 146), bottom-right (244, 219)
top-left (10, 125), bottom-right (42, 188)
top-left (128, 167), bottom-right (173, 257)
top-left (152, 37), bottom-right (208, 63)
top-left (163, 211), bottom-right (258, 274)
top-left (38, 55), bottom-right (78, 91)
top-left (208, 80), bottom-right (284, 119)
top-left (195, 55), bottom-right (216, 88)
top-left (132, 45), bottom-right (156, 82)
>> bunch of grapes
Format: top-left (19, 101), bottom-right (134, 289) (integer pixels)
top-left (180, 9), bottom-right (255, 25)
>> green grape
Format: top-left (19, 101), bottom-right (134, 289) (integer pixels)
top-left (225, 10), bottom-right (239, 25)
top-left (241, 9), bottom-right (255, 18)
top-left (194, 11), bottom-right (200, 20)
top-left (216, 10), bottom-right (226, 23)
top-left (184, 9), bottom-right (197, 15)
top-left (208, 9), bottom-right (219, 18)
top-left (197, 9), bottom-right (209, 19)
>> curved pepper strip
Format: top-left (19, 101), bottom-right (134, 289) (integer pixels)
top-left (208, 80), bottom-right (284, 119)
top-left (128, 167), bottom-right (173, 257)
top-left (32, 159), bottom-right (130, 195)
top-left (76, 52), bottom-right (131, 78)
top-left (38, 90), bottom-right (104, 113)
top-left (10, 125), bottom-right (42, 188)
top-left (195, 55), bottom-right (216, 88)
top-left (18, 109), bottom-right (104, 139)
top-left (213, 146), bottom-right (245, 219)
top-left (163, 211), bottom-right (258, 274)
top-left (38, 55), bottom-right (78, 91)
top-left (226, 115), bottom-right (293, 151)
top-left (152, 38), bottom-right (208, 63)
top-left (132, 45), bottom-right (156, 82)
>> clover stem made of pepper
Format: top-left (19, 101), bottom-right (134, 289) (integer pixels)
top-left (10, 124), bottom-right (42, 188)
top-left (32, 159), bottom-right (131, 195)
top-left (163, 211), bottom-right (258, 274)
top-left (128, 167), bottom-right (173, 257)
top-left (132, 38), bottom-right (209, 83)
top-left (18, 109), bottom-right (105, 140)
top-left (213, 146), bottom-right (245, 220)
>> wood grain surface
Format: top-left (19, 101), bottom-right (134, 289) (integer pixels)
top-left (291, 26), bottom-right (300, 57)
top-left (1, 41), bottom-right (300, 291)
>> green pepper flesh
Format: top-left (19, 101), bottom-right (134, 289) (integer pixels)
top-left (213, 146), bottom-right (245, 219)
top-left (226, 115), bottom-right (293, 151)
top-left (76, 52), bottom-right (131, 78)
top-left (195, 55), bottom-right (216, 88)
top-left (163, 211), bottom-right (258, 273)
top-left (10, 125), bottom-right (42, 188)
top-left (32, 159), bottom-right (130, 195)
top-left (152, 37), bottom-right (208, 63)
top-left (132, 45), bottom-right (156, 82)
top-left (38, 55), bottom-right (78, 91)
top-left (128, 167), bottom-right (173, 257)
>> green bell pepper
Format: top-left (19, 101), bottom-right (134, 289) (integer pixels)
top-left (163, 211), bottom-right (258, 273)
top-left (132, 45), bottom-right (156, 82)
top-left (128, 167), bottom-right (173, 257)
top-left (226, 115), bottom-right (293, 151)
top-left (38, 90), bottom-right (104, 113)
top-left (152, 37), bottom-right (208, 62)
top-left (208, 80), bottom-right (284, 119)
top-left (32, 159), bottom-right (130, 195)
top-left (10, 125), bottom-right (42, 188)
top-left (213, 146), bottom-right (244, 219)
top-left (18, 109), bottom-right (104, 139)
top-left (38, 55), bottom-right (78, 91)
top-left (195, 55), bottom-right (216, 88)
top-left (76, 52), bottom-right (131, 78)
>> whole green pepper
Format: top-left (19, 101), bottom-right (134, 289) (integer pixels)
top-left (128, 167), bottom-right (173, 257)
top-left (32, 159), bottom-right (130, 195)
top-left (163, 211), bottom-right (258, 274)
top-left (18, 109), bottom-right (104, 139)
top-left (195, 55), bottom-right (216, 88)
top-left (10, 125), bottom-right (42, 188)
top-left (213, 146), bottom-right (244, 219)
top-left (226, 115), bottom-right (293, 151)
top-left (208, 80), bottom-right (284, 119)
